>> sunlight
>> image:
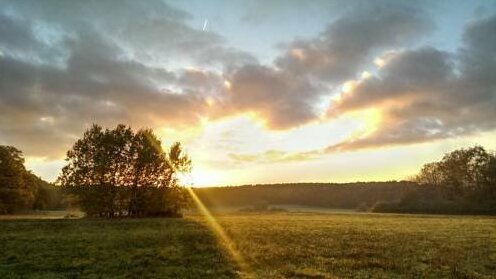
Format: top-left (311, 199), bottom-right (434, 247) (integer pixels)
top-left (374, 57), bottom-right (386, 67)
top-left (177, 167), bottom-right (223, 187)
top-left (345, 108), bottom-right (383, 140)
top-left (191, 168), bottom-right (222, 186)
top-left (205, 97), bottom-right (215, 107)
top-left (361, 71), bottom-right (371, 79)
top-left (360, 108), bottom-right (382, 135)
top-left (341, 80), bottom-right (357, 93)
top-left (291, 48), bottom-right (306, 60)
top-left (185, 187), bottom-right (252, 276)
top-left (158, 126), bottom-right (204, 148)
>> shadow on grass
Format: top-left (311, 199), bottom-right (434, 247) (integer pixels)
top-left (0, 218), bottom-right (240, 278)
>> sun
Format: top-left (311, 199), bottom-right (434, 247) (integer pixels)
top-left (177, 167), bottom-right (222, 187)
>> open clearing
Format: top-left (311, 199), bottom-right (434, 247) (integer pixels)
top-left (0, 212), bottom-right (495, 278)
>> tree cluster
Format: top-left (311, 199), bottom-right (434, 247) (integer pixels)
top-left (0, 146), bottom-right (65, 214)
top-left (415, 146), bottom-right (496, 199)
top-left (374, 146), bottom-right (496, 214)
top-left (58, 124), bottom-right (191, 217)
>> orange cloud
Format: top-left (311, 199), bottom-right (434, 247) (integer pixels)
top-left (229, 149), bottom-right (320, 164)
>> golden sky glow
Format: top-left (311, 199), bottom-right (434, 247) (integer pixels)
top-left (156, 108), bottom-right (496, 186)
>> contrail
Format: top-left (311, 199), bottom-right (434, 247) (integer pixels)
top-left (202, 19), bottom-right (208, 31)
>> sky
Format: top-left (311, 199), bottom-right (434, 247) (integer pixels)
top-left (1, 0), bottom-right (495, 186)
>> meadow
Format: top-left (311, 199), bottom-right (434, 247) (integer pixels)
top-left (0, 211), bottom-right (495, 278)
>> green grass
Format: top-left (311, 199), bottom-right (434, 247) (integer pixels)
top-left (1, 212), bottom-right (495, 278)
top-left (0, 218), bottom-right (237, 278)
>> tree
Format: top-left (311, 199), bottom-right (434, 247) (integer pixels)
top-left (395, 146), bottom-right (496, 214)
top-left (415, 146), bottom-right (495, 197)
top-left (484, 155), bottom-right (496, 202)
top-left (438, 146), bottom-right (493, 199)
top-left (415, 162), bottom-right (443, 187)
top-left (58, 124), bottom-right (191, 217)
top-left (0, 146), bottom-right (35, 213)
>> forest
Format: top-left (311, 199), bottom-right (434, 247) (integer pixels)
top-left (195, 146), bottom-right (496, 214)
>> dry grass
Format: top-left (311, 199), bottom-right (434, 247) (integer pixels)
top-left (200, 212), bottom-right (496, 278)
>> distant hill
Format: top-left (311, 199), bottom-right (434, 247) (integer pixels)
top-left (193, 181), bottom-right (417, 209)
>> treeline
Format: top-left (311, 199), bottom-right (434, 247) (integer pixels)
top-left (193, 181), bottom-right (416, 209)
top-left (194, 147), bottom-right (495, 215)
top-left (373, 146), bottom-right (496, 215)
top-left (0, 146), bottom-right (66, 214)
top-left (59, 124), bottom-right (191, 217)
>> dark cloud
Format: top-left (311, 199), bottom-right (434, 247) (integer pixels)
top-left (0, 14), bottom-right (37, 52)
top-left (0, 6), bottom-right (212, 157)
top-left (329, 47), bottom-right (455, 115)
top-left (275, 2), bottom-right (433, 82)
top-left (216, 64), bottom-right (323, 129)
top-left (460, 14), bottom-right (496, 84)
top-left (325, 14), bottom-right (496, 152)
top-left (176, 69), bottom-right (224, 95)
top-left (0, 53), bottom-right (209, 157)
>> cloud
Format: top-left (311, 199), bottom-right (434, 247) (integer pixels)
top-left (329, 47), bottom-right (454, 115)
top-left (324, 14), bottom-right (496, 152)
top-left (0, 13), bottom-right (39, 54)
top-left (229, 149), bottom-right (319, 164)
top-left (237, 15), bottom-right (496, 157)
top-left (1, 0), bottom-right (256, 67)
top-left (275, 2), bottom-right (433, 83)
top-left (1, 0), bottom-right (495, 163)
top-left (0, 50), bottom-right (209, 157)
top-left (214, 64), bottom-right (323, 129)
top-left (209, 2), bottom-right (434, 130)
top-left (207, 2), bottom-right (434, 130)
top-left (0, 4), bottom-right (216, 157)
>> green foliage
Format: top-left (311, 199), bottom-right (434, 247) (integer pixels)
top-left (378, 146), bottom-right (496, 214)
top-left (28, 173), bottom-right (67, 210)
top-left (0, 146), bottom-right (33, 213)
top-left (58, 124), bottom-right (191, 217)
top-left (415, 146), bottom-right (496, 198)
top-left (0, 145), bottom-right (64, 214)
top-left (1, 213), bottom-right (495, 278)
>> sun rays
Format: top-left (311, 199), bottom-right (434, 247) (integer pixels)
top-left (185, 187), bottom-right (253, 277)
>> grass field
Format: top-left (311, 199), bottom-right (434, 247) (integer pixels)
top-left (0, 212), bottom-right (495, 278)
